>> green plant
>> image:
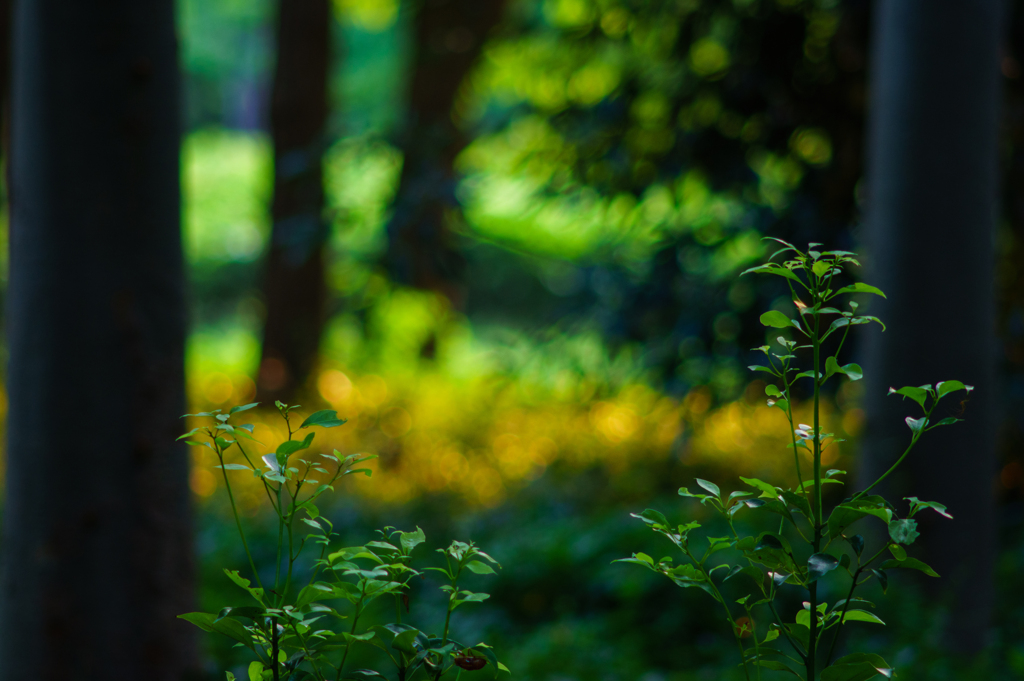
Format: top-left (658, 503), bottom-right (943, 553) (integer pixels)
top-left (619, 241), bottom-right (972, 681)
top-left (178, 401), bottom-right (508, 681)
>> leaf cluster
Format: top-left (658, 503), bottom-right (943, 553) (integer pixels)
top-left (178, 403), bottom-right (508, 681)
top-left (618, 241), bottom-right (972, 681)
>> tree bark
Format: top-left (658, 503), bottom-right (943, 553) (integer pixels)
top-left (258, 0), bottom-right (332, 402)
top-left (861, 0), bottom-right (1001, 654)
top-left (0, 1), bottom-right (197, 680)
top-left (386, 0), bottom-right (505, 309)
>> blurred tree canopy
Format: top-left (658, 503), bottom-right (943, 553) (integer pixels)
top-left (176, 0), bottom-right (873, 405)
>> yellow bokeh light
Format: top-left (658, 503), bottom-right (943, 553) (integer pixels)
top-left (333, 0), bottom-right (398, 32)
top-left (319, 369), bottom-right (354, 404)
top-left (203, 372), bottom-right (234, 404)
top-left (359, 375), bottom-right (388, 407)
top-left (183, 358), bottom-right (852, 509)
top-left (190, 468), bottom-right (217, 497)
top-left (689, 38), bottom-right (730, 78)
top-left (790, 128), bottom-right (833, 166)
top-left (380, 406), bottom-right (413, 439)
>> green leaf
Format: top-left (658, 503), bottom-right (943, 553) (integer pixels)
top-left (177, 427), bottom-right (203, 441)
top-left (346, 671), bottom-right (389, 680)
top-left (391, 629), bottom-right (420, 654)
top-left (888, 385), bottom-right (930, 409)
top-left (217, 606), bottom-right (265, 621)
top-left (742, 262), bottom-right (804, 286)
top-left (754, 660), bottom-right (802, 677)
top-left (277, 432), bottom-right (315, 458)
top-left (824, 358), bottom-right (864, 382)
top-left (465, 560), bottom-right (496, 575)
top-left (905, 497), bottom-right (953, 519)
top-left (230, 402), bottom-right (259, 415)
top-left (854, 315), bottom-right (886, 331)
top-left (178, 612), bottom-right (255, 650)
top-left (636, 509), bottom-right (669, 527)
top-left (695, 478), bottom-right (721, 499)
top-left (833, 283), bottom-right (887, 299)
top-left (223, 569), bottom-right (265, 605)
top-left (765, 384), bottom-right (782, 397)
top-left (846, 534), bottom-right (864, 557)
top-left (807, 553), bottom-right (840, 582)
top-left (927, 417), bottom-right (962, 430)
top-left (248, 661), bottom-right (264, 681)
top-left (217, 463), bottom-right (251, 471)
top-left (841, 363), bottom-right (863, 380)
top-left (400, 527), bottom-right (426, 553)
top-left (295, 582), bottom-right (336, 608)
top-left (905, 417), bottom-right (927, 436)
top-left (754, 533), bottom-right (784, 551)
top-left (935, 380), bottom-right (971, 398)
top-left (880, 557), bottom-right (939, 577)
top-left (870, 569), bottom-right (888, 593)
top-left (782, 490), bottom-right (811, 519)
top-left (760, 311), bottom-right (796, 329)
top-left (301, 409), bottom-right (348, 429)
top-left (822, 653), bottom-right (895, 681)
top-left (888, 519), bottom-right (920, 545)
top-left (828, 499), bottom-right (893, 539)
top-left (740, 477), bottom-right (779, 498)
top-left (842, 610), bottom-right (885, 625)
top-left (615, 554), bottom-right (656, 568)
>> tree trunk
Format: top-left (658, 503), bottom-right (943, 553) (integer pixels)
top-left (386, 0), bottom-right (505, 309)
top-left (861, 0), bottom-right (1001, 654)
top-left (0, 1), bottom-right (196, 680)
top-left (258, 0), bottom-right (331, 402)
top-left (0, 0), bottom-right (10, 163)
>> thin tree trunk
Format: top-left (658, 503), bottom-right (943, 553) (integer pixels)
top-left (861, 0), bottom-right (1001, 655)
top-left (258, 0), bottom-right (331, 402)
top-left (0, 1), bottom-right (196, 680)
top-left (386, 0), bottom-right (505, 309)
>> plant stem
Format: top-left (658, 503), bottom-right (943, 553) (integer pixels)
top-left (272, 616), bottom-right (280, 681)
top-left (215, 442), bottom-right (264, 592)
top-left (767, 599), bottom-right (807, 660)
top-left (807, 299), bottom-right (823, 681)
top-left (683, 546), bottom-right (752, 681)
top-left (825, 567), bottom-right (862, 666)
top-left (853, 419), bottom-right (927, 500)
top-left (336, 590), bottom-right (365, 681)
top-left (825, 542), bottom-right (890, 665)
top-left (748, 606), bottom-right (762, 681)
top-left (276, 482), bottom-right (285, 605)
top-left (782, 372), bottom-right (808, 501)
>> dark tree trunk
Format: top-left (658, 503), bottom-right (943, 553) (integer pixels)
top-left (861, 0), bottom-right (1001, 654)
top-left (0, 0), bottom-right (11, 189)
top-left (258, 0), bottom-right (332, 402)
top-left (386, 0), bottom-right (505, 308)
top-left (0, 1), bottom-right (196, 680)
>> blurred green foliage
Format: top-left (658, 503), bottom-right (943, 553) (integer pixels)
top-left (170, 2), bottom-right (1024, 676)
top-left (0, 0), bottom-right (1011, 679)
